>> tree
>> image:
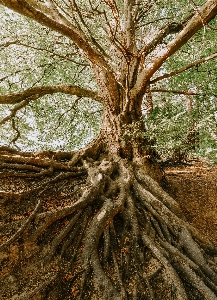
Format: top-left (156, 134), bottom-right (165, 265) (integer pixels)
top-left (0, 0), bottom-right (217, 299)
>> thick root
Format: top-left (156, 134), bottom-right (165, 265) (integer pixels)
top-left (0, 152), bottom-right (217, 299)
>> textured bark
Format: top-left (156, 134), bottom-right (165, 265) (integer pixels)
top-left (0, 85), bottom-right (103, 105)
top-left (0, 0), bottom-right (217, 299)
top-left (1, 137), bottom-right (217, 299)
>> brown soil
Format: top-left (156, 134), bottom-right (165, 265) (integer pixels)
top-left (164, 163), bottom-right (217, 246)
top-left (1, 159), bottom-right (217, 299)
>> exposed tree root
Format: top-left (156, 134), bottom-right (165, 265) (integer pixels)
top-left (11, 274), bottom-right (58, 300)
top-left (0, 149), bottom-right (217, 299)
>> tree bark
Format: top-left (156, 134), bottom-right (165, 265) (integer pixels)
top-left (0, 0), bottom-right (217, 299)
top-left (1, 88), bottom-right (217, 298)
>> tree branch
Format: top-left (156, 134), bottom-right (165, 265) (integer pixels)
top-left (150, 89), bottom-right (198, 95)
top-left (0, 99), bottom-right (31, 125)
top-left (151, 52), bottom-right (217, 83)
top-left (71, 0), bottom-right (109, 58)
top-left (0, 0), bottom-right (108, 69)
top-left (0, 84), bottom-right (103, 105)
top-left (1, 40), bottom-right (88, 66)
top-left (123, 0), bottom-right (136, 51)
top-left (130, 0), bottom-right (217, 99)
top-left (0, 0), bottom-right (119, 108)
top-left (0, 63), bottom-right (53, 83)
top-left (139, 22), bottom-right (183, 57)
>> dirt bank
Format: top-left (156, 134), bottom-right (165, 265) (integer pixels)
top-left (165, 164), bottom-right (217, 246)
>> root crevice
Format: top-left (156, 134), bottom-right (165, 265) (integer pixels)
top-left (1, 154), bottom-right (217, 299)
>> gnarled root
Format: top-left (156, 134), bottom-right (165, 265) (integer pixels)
top-left (0, 153), bottom-right (217, 299)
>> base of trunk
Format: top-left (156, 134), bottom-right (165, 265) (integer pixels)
top-left (0, 147), bottom-right (217, 299)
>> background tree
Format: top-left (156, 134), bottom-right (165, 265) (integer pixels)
top-left (0, 0), bottom-right (217, 299)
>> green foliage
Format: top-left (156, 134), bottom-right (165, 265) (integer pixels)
top-left (0, 95), bottom-right (102, 151)
top-left (148, 18), bottom-right (217, 163)
top-left (144, 93), bottom-right (217, 163)
top-left (0, 5), bottom-right (100, 150)
top-left (0, 1), bottom-right (216, 162)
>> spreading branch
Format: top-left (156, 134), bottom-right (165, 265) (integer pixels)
top-left (151, 52), bottom-right (217, 83)
top-left (0, 84), bottom-right (103, 105)
top-left (0, 99), bottom-right (30, 126)
top-left (139, 22), bottom-right (183, 57)
top-left (150, 89), bottom-right (198, 95)
top-left (0, 0), bottom-right (109, 70)
top-left (130, 0), bottom-right (217, 98)
top-left (0, 40), bottom-right (88, 66)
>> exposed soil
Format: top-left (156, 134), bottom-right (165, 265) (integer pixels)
top-left (164, 163), bottom-right (217, 246)
top-left (1, 156), bottom-right (217, 299)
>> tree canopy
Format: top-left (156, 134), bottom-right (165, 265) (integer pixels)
top-left (0, 1), bottom-right (217, 299)
top-left (0, 0), bottom-right (216, 161)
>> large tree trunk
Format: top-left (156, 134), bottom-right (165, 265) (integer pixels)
top-left (0, 0), bottom-right (217, 298)
top-left (1, 91), bottom-right (217, 300)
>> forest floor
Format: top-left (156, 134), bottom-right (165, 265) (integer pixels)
top-left (164, 162), bottom-right (217, 247)
top-left (0, 156), bottom-right (217, 299)
top-left (1, 159), bottom-right (216, 248)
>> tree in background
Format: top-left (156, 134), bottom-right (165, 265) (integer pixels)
top-left (0, 0), bottom-right (217, 299)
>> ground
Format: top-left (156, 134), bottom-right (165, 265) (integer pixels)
top-left (0, 153), bottom-right (217, 299)
top-left (165, 162), bottom-right (217, 247)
